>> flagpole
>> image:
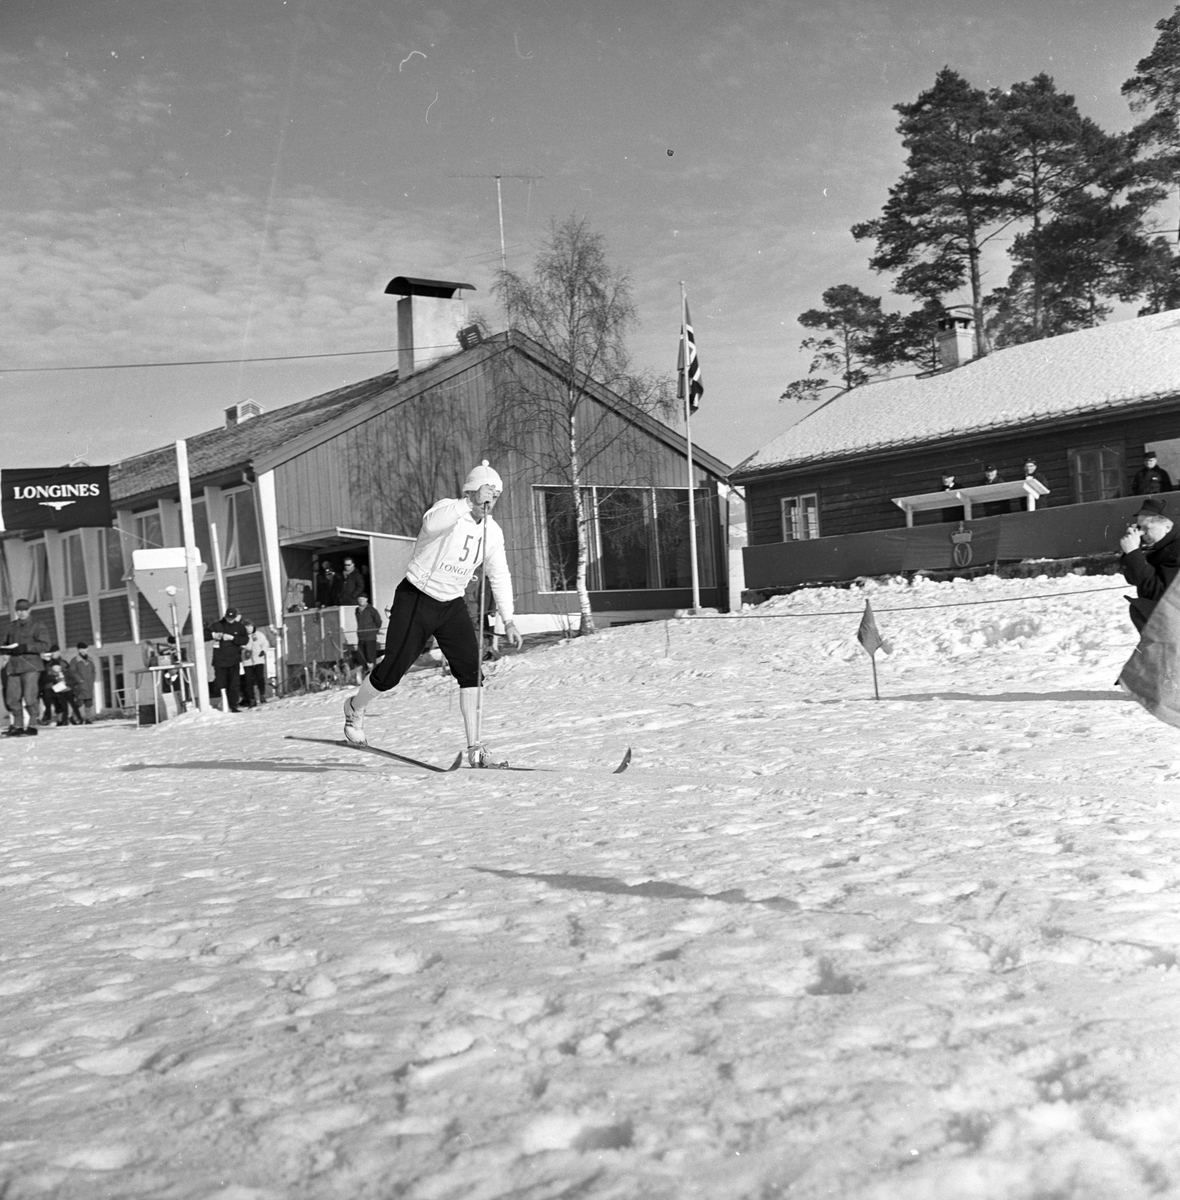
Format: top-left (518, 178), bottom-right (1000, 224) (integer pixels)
top-left (870, 652), bottom-right (880, 701)
top-left (681, 282), bottom-right (701, 614)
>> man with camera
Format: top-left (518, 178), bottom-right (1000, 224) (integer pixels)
top-left (1119, 497), bottom-right (1180, 633)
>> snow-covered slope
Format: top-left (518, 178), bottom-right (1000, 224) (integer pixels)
top-left (3, 572), bottom-right (1178, 1199)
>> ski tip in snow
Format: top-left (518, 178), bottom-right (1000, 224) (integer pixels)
top-left (614, 747), bottom-right (632, 774)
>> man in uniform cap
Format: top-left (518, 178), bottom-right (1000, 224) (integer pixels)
top-left (1119, 496), bottom-right (1180, 632)
top-left (343, 460), bottom-right (522, 765)
top-left (206, 606), bottom-right (248, 712)
top-left (1, 599), bottom-right (51, 735)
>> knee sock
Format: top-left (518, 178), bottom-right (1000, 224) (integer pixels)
top-left (352, 676), bottom-right (381, 712)
top-left (459, 687), bottom-right (480, 746)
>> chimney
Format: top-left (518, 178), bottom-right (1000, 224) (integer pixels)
top-left (225, 401), bottom-right (263, 429)
top-left (384, 276), bottom-right (476, 377)
top-left (936, 315), bottom-right (975, 370)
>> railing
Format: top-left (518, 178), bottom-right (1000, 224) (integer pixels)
top-left (744, 493), bottom-right (1143, 590)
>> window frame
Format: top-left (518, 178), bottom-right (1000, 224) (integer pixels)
top-left (222, 487), bottom-right (262, 571)
top-left (1068, 441), bottom-right (1125, 504)
top-left (780, 493), bottom-right (820, 542)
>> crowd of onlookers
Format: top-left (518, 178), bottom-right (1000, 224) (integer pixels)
top-left (1, 599), bottom-right (96, 737)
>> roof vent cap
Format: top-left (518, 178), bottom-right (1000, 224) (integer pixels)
top-left (226, 401), bottom-right (263, 429)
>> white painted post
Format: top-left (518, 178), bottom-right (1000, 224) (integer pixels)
top-left (176, 441), bottom-right (210, 711)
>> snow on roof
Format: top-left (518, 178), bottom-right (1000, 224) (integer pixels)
top-left (734, 310), bottom-right (1180, 478)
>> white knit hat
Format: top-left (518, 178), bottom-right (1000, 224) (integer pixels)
top-left (463, 460), bottom-right (503, 493)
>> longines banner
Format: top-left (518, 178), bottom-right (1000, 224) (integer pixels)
top-left (0, 466), bottom-right (113, 532)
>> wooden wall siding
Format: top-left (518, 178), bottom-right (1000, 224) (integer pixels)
top-left (100, 596), bottom-right (132, 643)
top-left (746, 408), bottom-right (1180, 545)
top-left (227, 571), bottom-right (268, 626)
top-left (31, 606), bottom-right (59, 651)
top-left (271, 355), bottom-right (724, 617)
top-left (64, 601), bottom-right (93, 648)
top-left (137, 593), bottom-right (169, 641)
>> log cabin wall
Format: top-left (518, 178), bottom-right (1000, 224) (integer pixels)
top-left (745, 405), bottom-right (1180, 546)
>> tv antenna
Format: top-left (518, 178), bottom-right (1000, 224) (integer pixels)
top-left (448, 172), bottom-right (542, 273)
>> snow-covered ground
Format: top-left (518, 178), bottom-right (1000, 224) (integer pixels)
top-left (4, 572), bottom-right (1180, 1200)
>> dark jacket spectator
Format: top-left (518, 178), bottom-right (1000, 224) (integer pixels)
top-left (354, 598), bottom-right (382, 671)
top-left (336, 559), bottom-right (367, 607)
top-left (205, 608), bottom-right (248, 711)
top-left (66, 644), bottom-right (97, 722)
top-left (1120, 499), bottom-right (1180, 632)
top-left (1131, 455), bottom-right (1173, 495)
top-left (315, 565), bottom-right (340, 608)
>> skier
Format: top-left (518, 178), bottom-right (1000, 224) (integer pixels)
top-left (342, 461), bottom-right (523, 765)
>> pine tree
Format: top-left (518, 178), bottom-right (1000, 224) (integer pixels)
top-left (1123, 4), bottom-right (1180, 241)
top-left (852, 68), bottom-right (1009, 359)
top-left (780, 285), bottom-right (885, 402)
top-left (990, 76), bottom-right (1133, 338)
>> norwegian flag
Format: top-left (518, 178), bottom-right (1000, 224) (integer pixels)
top-left (677, 301), bottom-right (704, 413)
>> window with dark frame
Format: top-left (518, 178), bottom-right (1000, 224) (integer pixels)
top-left (1068, 443), bottom-right (1124, 504)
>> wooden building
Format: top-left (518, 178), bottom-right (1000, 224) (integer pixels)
top-left (0, 280), bottom-right (730, 711)
top-left (733, 311), bottom-right (1180, 591)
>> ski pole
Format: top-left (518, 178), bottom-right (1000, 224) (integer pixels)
top-left (474, 501), bottom-right (489, 748)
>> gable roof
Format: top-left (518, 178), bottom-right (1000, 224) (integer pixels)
top-left (110, 332), bottom-right (730, 507)
top-left (110, 369), bottom-right (399, 506)
top-left (733, 310), bottom-right (1180, 480)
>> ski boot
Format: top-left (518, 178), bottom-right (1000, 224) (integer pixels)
top-left (466, 742), bottom-right (508, 769)
top-left (342, 697), bottom-right (367, 746)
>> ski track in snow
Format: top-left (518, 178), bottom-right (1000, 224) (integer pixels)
top-left (2, 573), bottom-right (1180, 1199)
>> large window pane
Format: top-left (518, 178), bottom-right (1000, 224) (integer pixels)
top-left (191, 500), bottom-right (213, 569)
top-left (102, 528), bottom-right (125, 591)
top-left (538, 488), bottom-right (580, 591)
top-left (598, 488), bottom-right (650, 590)
top-left (225, 491), bottom-right (261, 568)
top-left (30, 542), bottom-right (52, 603)
top-left (63, 532), bottom-right (87, 596)
top-left (135, 510), bottom-right (163, 552)
top-left (655, 490), bottom-right (693, 587)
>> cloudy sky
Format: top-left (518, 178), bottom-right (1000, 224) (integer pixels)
top-left (0, 0), bottom-right (1172, 473)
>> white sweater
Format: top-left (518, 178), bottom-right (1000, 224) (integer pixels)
top-left (404, 498), bottom-right (515, 621)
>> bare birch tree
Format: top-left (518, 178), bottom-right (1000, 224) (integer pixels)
top-left (491, 216), bottom-right (673, 635)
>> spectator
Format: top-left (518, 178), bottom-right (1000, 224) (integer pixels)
top-left (315, 562), bottom-right (339, 608)
top-left (41, 647), bottom-right (71, 727)
top-left (337, 556), bottom-right (366, 608)
top-left (1119, 496), bottom-right (1180, 633)
top-left (1, 600), bottom-right (51, 736)
top-left (354, 594), bottom-right (382, 676)
top-left (977, 463), bottom-right (1010, 517)
top-left (206, 606), bottom-right (248, 712)
top-left (1022, 458), bottom-right (1048, 490)
top-left (240, 622), bottom-right (270, 707)
top-left (66, 642), bottom-right (97, 724)
top-left (1131, 451), bottom-right (1173, 496)
top-left (939, 471), bottom-right (962, 523)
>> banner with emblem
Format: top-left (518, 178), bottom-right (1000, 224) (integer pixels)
top-left (0, 466), bottom-right (113, 532)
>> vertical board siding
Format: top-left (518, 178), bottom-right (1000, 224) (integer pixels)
top-left (227, 571), bottom-right (268, 626)
top-left (63, 601), bottom-right (93, 647)
top-left (100, 596), bottom-right (132, 643)
top-left (137, 593), bottom-right (169, 640)
top-left (270, 351), bottom-right (728, 618)
top-left (31, 606), bottom-right (60, 650)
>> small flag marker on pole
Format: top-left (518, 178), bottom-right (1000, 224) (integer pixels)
top-left (856, 599), bottom-right (892, 700)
